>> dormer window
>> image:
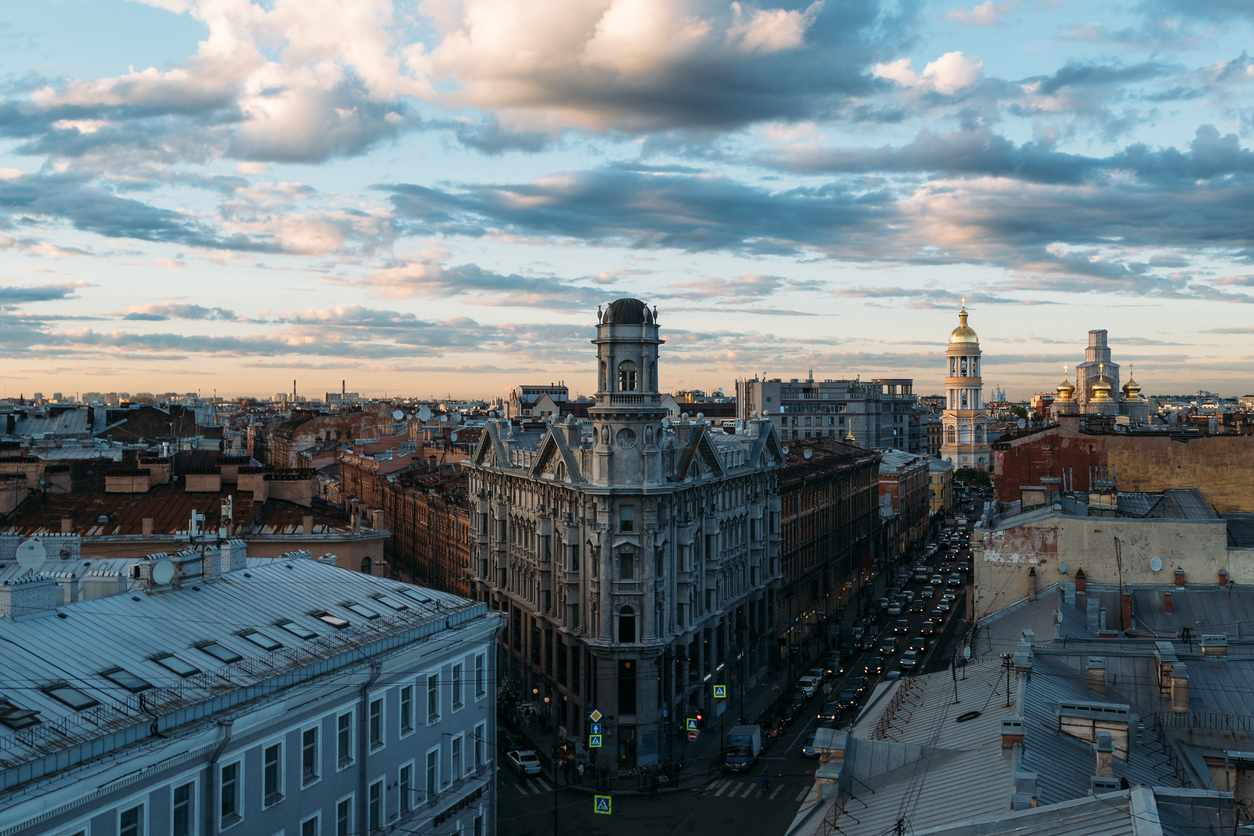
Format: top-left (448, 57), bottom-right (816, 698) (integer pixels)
top-left (618, 360), bottom-right (639, 392)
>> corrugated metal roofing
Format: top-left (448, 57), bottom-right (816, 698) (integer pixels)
top-left (911, 790), bottom-right (1138, 836)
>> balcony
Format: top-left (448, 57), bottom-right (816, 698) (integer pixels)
top-left (602, 393), bottom-right (659, 407)
top-left (612, 580), bottom-right (643, 595)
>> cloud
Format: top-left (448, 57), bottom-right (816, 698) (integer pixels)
top-left (872, 51), bottom-right (984, 95)
top-left (0, 283), bottom-right (84, 306)
top-left (833, 286), bottom-right (1037, 308)
top-left (122, 303), bottom-right (238, 321)
top-left (946, 1), bottom-right (1014, 26)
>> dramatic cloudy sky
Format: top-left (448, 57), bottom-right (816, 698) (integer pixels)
top-left (2, 0), bottom-right (1254, 399)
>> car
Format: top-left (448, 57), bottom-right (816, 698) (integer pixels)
top-left (930, 574), bottom-right (944, 586)
top-left (806, 667), bottom-right (827, 682)
top-left (914, 570), bottom-right (931, 582)
top-left (878, 637), bottom-right (899, 656)
top-left (909, 599), bottom-right (925, 614)
top-left (900, 650), bottom-right (921, 671)
top-left (858, 626), bottom-right (881, 650)
top-left (919, 619), bottom-right (937, 636)
top-left (887, 602), bottom-right (903, 616)
top-left (947, 574), bottom-right (964, 587)
top-left (851, 625), bottom-right (866, 644)
top-left (879, 596), bottom-right (892, 611)
top-left (797, 676), bottom-right (820, 699)
top-left (836, 688), bottom-right (861, 711)
top-left (781, 699), bottom-right (803, 724)
top-left (933, 601), bottom-right (952, 616)
top-left (817, 701), bottom-right (840, 723)
top-left (507, 750), bottom-right (543, 777)
top-left (942, 591), bottom-right (958, 604)
top-left (822, 655), bottom-right (845, 678)
top-left (801, 735), bottom-right (821, 758)
top-left (846, 675), bottom-right (869, 696)
top-left (863, 656), bottom-right (885, 675)
top-left (957, 562), bottom-right (971, 573)
top-left (894, 618), bottom-right (910, 634)
top-left (908, 635), bottom-right (928, 653)
top-left (899, 589), bottom-right (916, 602)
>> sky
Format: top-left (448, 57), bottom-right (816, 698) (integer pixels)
top-left (2, 0), bottom-right (1254, 401)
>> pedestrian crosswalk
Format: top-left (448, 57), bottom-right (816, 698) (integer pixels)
top-left (511, 776), bottom-right (554, 796)
top-left (703, 778), bottom-right (811, 803)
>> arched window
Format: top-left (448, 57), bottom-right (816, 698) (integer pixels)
top-left (618, 360), bottom-right (639, 392)
top-left (360, 556), bottom-right (373, 575)
top-left (618, 606), bottom-right (636, 643)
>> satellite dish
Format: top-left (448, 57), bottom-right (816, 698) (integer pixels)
top-left (781, 446), bottom-right (790, 456)
top-left (1150, 557), bottom-right (1164, 573)
top-left (15, 539), bottom-right (47, 573)
top-left (417, 406), bottom-right (433, 422)
top-left (392, 409), bottom-right (405, 421)
top-left (1058, 559), bottom-right (1069, 575)
top-left (802, 448), bottom-right (813, 460)
top-left (151, 558), bottom-right (175, 586)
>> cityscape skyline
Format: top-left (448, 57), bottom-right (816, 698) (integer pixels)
top-left (3, 1), bottom-right (1254, 398)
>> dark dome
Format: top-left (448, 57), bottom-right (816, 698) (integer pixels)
top-left (602, 298), bottom-right (652, 325)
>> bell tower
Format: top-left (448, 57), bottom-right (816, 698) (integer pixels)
top-left (589, 298), bottom-right (667, 486)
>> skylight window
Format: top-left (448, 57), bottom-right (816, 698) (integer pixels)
top-left (240, 629), bottom-right (283, 651)
top-left (101, 667), bottom-right (152, 694)
top-left (197, 641), bottom-right (243, 664)
top-left (152, 654), bottom-right (199, 678)
top-left (343, 602), bottom-right (380, 620)
top-left (313, 611), bottom-right (350, 629)
top-left (277, 619), bottom-right (317, 640)
top-left (44, 684), bottom-right (98, 711)
top-left (371, 593), bottom-right (408, 612)
top-left (0, 699), bottom-right (40, 730)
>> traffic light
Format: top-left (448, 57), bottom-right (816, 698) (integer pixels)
top-left (695, 711), bottom-right (704, 729)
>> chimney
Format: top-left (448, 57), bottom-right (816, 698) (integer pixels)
top-left (1014, 639), bottom-right (1034, 672)
top-left (1120, 592), bottom-right (1133, 632)
top-left (60, 517), bottom-right (73, 534)
top-left (302, 515), bottom-right (314, 535)
top-left (1001, 716), bottom-right (1025, 749)
top-left (1011, 770), bottom-right (1039, 810)
top-left (0, 575), bottom-right (59, 621)
top-left (1170, 664), bottom-right (1190, 713)
top-left (1174, 567), bottom-right (1186, 587)
top-left (1094, 731), bottom-right (1115, 777)
top-left (1162, 590), bottom-right (1174, 614)
top-left (1087, 657), bottom-right (1106, 694)
top-left (142, 517), bottom-right (154, 536)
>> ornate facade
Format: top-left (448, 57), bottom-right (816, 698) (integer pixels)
top-left (940, 302), bottom-right (990, 470)
top-left (465, 298), bottom-right (783, 770)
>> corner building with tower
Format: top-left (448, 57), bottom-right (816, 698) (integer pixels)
top-left (465, 298), bottom-right (783, 770)
top-left (940, 302), bottom-right (991, 470)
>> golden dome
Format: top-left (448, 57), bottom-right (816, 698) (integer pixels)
top-left (1090, 363), bottom-right (1113, 401)
top-left (948, 301), bottom-right (979, 345)
top-left (1122, 364), bottom-right (1142, 398)
top-left (1057, 366), bottom-right (1075, 399)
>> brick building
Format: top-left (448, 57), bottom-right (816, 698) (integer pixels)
top-left (776, 441), bottom-right (880, 670)
top-left (878, 449), bottom-right (930, 560)
top-left (992, 415), bottom-right (1254, 514)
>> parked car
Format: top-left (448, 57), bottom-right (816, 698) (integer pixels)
top-left (933, 601), bottom-right (952, 616)
top-left (914, 569), bottom-right (931, 582)
top-left (817, 701), bottom-right (840, 723)
top-left (894, 618), bottom-right (910, 634)
top-left (507, 750), bottom-right (543, 777)
top-left (801, 734), bottom-right (821, 759)
top-left (942, 591), bottom-right (958, 604)
top-left (909, 599), bottom-right (925, 614)
top-left (947, 574), bottom-right (964, 587)
top-left (930, 574), bottom-right (944, 586)
top-left (797, 676), bottom-right (820, 699)
top-left (900, 650), bottom-right (921, 671)
top-left (863, 656), bottom-right (885, 675)
top-left (919, 619), bottom-right (937, 637)
top-left (887, 601), bottom-right (903, 617)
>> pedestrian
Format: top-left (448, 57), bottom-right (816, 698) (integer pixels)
top-left (576, 761), bottom-right (585, 784)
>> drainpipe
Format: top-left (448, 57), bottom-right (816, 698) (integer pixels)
top-left (204, 718), bottom-right (235, 836)
top-left (359, 661), bottom-right (383, 833)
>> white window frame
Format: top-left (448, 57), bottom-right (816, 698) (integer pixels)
top-left (334, 792), bottom-right (355, 836)
top-left (261, 737), bottom-right (286, 809)
top-left (336, 710), bottom-right (355, 771)
top-left (117, 796), bottom-right (147, 836)
top-left (301, 723), bottom-right (321, 788)
top-left (425, 672), bottom-right (441, 725)
top-left (474, 652), bottom-right (487, 701)
top-left (368, 692), bottom-right (386, 753)
top-left (451, 662), bottom-right (464, 712)
top-left (219, 756), bottom-right (245, 831)
top-left (473, 806), bottom-right (484, 836)
top-left (473, 721), bottom-right (488, 772)
top-left (299, 812), bottom-right (320, 836)
top-left (171, 777), bottom-right (199, 836)
top-left (368, 776), bottom-right (386, 834)
top-left (57, 822), bottom-right (90, 836)
top-left (399, 684), bottom-right (415, 738)
top-left (398, 759), bottom-right (416, 817)
top-left (450, 732), bottom-right (465, 781)
top-left (424, 745), bottom-right (441, 803)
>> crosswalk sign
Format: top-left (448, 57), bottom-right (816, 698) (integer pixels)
top-left (594, 795), bottom-right (612, 816)
top-left (685, 717), bottom-right (699, 731)
top-left (588, 733), bottom-right (603, 748)
top-left (713, 684), bottom-right (728, 699)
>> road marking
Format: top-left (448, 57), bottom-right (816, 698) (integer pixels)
top-left (795, 786), bottom-right (812, 802)
top-left (516, 782), bottom-right (535, 797)
top-left (709, 779), bottom-right (730, 796)
top-left (743, 783), bottom-right (761, 798)
top-left (769, 785), bottom-right (785, 800)
top-left (535, 777), bottom-right (552, 792)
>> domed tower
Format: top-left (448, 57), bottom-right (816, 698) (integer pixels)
top-left (1120, 363), bottom-right (1150, 424)
top-left (1121, 364), bottom-right (1142, 400)
top-left (590, 298), bottom-right (668, 486)
top-left (1053, 366), bottom-right (1077, 419)
top-left (1088, 362), bottom-right (1118, 416)
top-left (941, 300), bottom-right (990, 470)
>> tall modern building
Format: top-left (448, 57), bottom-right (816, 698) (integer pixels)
top-left (940, 302), bottom-right (990, 470)
top-left (466, 298), bottom-right (783, 770)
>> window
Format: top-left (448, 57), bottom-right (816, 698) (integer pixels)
top-left (452, 663), bottom-right (464, 711)
top-left (451, 734), bottom-right (464, 779)
top-left (619, 505), bottom-right (635, 532)
top-left (473, 813), bottom-right (484, 836)
top-left (120, 803), bottom-right (145, 836)
top-left (474, 721), bottom-right (487, 772)
top-left (301, 814), bottom-right (320, 836)
top-left (0, 698), bottom-right (39, 730)
top-left (474, 653), bottom-right (487, 700)
top-left (400, 685), bottom-right (414, 736)
top-left (220, 760), bottom-right (242, 828)
top-left (618, 549), bottom-right (635, 580)
top-left (426, 673), bottom-right (440, 724)
top-left (313, 611), bottom-right (350, 629)
top-left (618, 359), bottom-right (639, 391)
top-left (197, 642), bottom-right (242, 664)
top-left (153, 653), bottom-right (199, 678)
top-left (172, 781), bottom-right (195, 836)
top-left (241, 629), bottom-right (283, 651)
top-left (302, 725), bottom-right (320, 786)
top-left (277, 620), bottom-right (317, 640)
top-left (344, 602), bottom-right (380, 620)
top-left (425, 748), bottom-right (440, 802)
top-left (399, 762), bottom-right (414, 815)
top-left (263, 742), bottom-right (284, 806)
top-left (44, 684), bottom-right (97, 711)
top-left (102, 667), bottom-right (152, 693)
top-left (369, 697), bottom-right (384, 751)
top-left (371, 594), bottom-right (408, 612)
top-left (368, 779), bottom-right (384, 833)
top-left (335, 795), bottom-right (353, 836)
top-left (337, 711), bottom-right (354, 768)
top-left (618, 606), bottom-right (636, 643)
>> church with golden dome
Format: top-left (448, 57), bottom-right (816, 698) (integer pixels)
top-left (941, 300), bottom-right (990, 470)
top-left (1051, 329), bottom-right (1150, 423)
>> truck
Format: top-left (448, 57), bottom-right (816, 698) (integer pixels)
top-left (723, 724), bottom-right (764, 772)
